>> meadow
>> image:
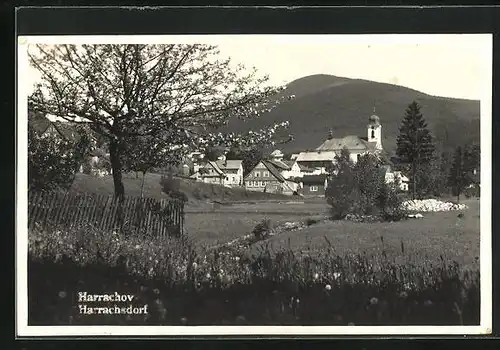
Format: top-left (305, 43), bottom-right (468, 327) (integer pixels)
top-left (186, 198), bottom-right (480, 269)
top-left (28, 173), bottom-right (481, 326)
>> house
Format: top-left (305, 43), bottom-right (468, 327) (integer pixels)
top-left (299, 174), bottom-right (329, 197)
top-left (193, 159), bottom-right (244, 187)
top-left (295, 110), bottom-right (387, 173)
top-left (295, 150), bottom-right (338, 174)
top-left (29, 109), bottom-right (80, 141)
top-left (379, 165), bottom-right (409, 191)
top-left (392, 171), bottom-right (409, 191)
top-left (220, 159), bottom-right (244, 187)
top-left (29, 109), bottom-right (112, 176)
top-left (244, 160), bottom-right (299, 195)
top-left (268, 149), bottom-right (304, 179)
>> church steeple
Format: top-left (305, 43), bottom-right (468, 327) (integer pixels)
top-left (367, 108), bottom-right (383, 150)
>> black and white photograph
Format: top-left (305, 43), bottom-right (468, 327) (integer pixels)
top-left (16, 33), bottom-right (492, 336)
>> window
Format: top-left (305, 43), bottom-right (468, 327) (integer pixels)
top-left (263, 171), bottom-right (269, 177)
top-left (371, 126), bottom-right (375, 139)
top-left (310, 185), bottom-right (319, 192)
top-left (254, 171), bottom-right (260, 177)
top-left (260, 181), bottom-right (265, 187)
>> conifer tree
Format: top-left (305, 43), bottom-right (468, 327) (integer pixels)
top-left (396, 101), bottom-right (435, 199)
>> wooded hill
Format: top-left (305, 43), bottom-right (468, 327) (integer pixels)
top-left (222, 74), bottom-right (480, 156)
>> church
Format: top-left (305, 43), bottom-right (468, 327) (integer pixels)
top-left (295, 110), bottom-right (388, 173)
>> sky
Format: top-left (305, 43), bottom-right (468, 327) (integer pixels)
top-left (23, 34), bottom-right (491, 101)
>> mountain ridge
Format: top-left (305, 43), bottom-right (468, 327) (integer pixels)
top-left (223, 74), bottom-right (480, 155)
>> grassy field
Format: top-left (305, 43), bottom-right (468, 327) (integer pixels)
top-left (69, 172), bottom-right (292, 204)
top-left (188, 198), bottom-right (480, 269)
top-left (185, 200), bottom-right (328, 246)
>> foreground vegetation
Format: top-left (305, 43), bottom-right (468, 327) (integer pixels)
top-left (28, 222), bottom-right (479, 326)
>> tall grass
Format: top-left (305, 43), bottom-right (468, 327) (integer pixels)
top-left (28, 225), bottom-right (479, 326)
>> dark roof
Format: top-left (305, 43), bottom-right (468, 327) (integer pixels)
top-left (316, 135), bottom-right (377, 152)
top-left (301, 174), bottom-right (327, 185)
top-left (245, 160), bottom-right (286, 183)
top-left (206, 161), bottom-right (225, 176)
top-left (266, 159), bottom-right (291, 170)
top-left (28, 111), bottom-right (85, 142)
top-left (51, 121), bottom-right (80, 141)
top-left (28, 111), bottom-right (52, 134)
top-left (216, 159), bottom-right (243, 170)
top-left (262, 160), bottom-right (286, 182)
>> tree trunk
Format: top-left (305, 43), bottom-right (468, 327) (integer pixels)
top-left (140, 172), bottom-right (146, 198)
top-left (109, 139), bottom-right (125, 200)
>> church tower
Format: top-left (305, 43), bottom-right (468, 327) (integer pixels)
top-left (367, 108), bottom-right (383, 150)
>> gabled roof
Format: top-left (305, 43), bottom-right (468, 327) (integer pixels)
top-left (28, 111), bottom-right (52, 134)
top-left (296, 150), bottom-right (337, 162)
top-left (262, 160), bottom-right (286, 182)
top-left (28, 111), bottom-right (86, 143)
top-left (266, 158), bottom-right (291, 170)
top-left (316, 135), bottom-right (377, 152)
top-left (206, 161), bottom-right (225, 176)
top-left (51, 122), bottom-right (79, 140)
top-left (216, 159), bottom-right (243, 170)
top-left (244, 160), bottom-right (286, 183)
top-left (301, 174), bottom-right (328, 185)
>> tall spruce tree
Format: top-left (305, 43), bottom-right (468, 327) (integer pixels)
top-left (396, 101), bottom-right (435, 199)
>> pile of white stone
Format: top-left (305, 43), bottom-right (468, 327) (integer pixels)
top-left (401, 199), bottom-right (468, 212)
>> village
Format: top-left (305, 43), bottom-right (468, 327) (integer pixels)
top-left (184, 111), bottom-right (409, 197)
top-left (29, 106), bottom-right (410, 198)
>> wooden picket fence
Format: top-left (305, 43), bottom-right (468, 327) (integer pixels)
top-left (28, 191), bottom-right (184, 237)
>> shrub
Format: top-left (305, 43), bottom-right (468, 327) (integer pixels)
top-left (326, 149), bottom-right (404, 221)
top-left (28, 124), bottom-right (91, 191)
top-left (252, 218), bottom-right (273, 240)
top-left (377, 182), bottom-right (408, 221)
top-left (305, 217), bottom-right (320, 226)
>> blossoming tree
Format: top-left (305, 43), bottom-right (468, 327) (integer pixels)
top-left (28, 44), bottom-right (292, 199)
